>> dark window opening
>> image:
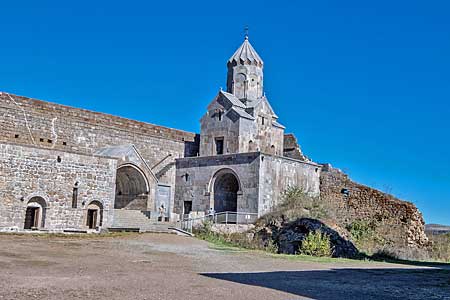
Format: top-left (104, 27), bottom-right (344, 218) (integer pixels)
top-left (261, 117), bottom-right (265, 125)
top-left (184, 173), bottom-right (189, 182)
top-left (218, 110), bottom-right (222, 121)
top-left (57, 156), bottom-right (62, 163)
top-left (39, 138), bottom-right (44, 142)
top-left (47, 139), bottom-right (52, 143)
top-left (62, 141), bottom-right (67, 146)
top-left (14, 134), bottom-right (19, 138)
top-left (183, 201), bottom-right (192, 216)
top-left (72, 184), bottom-right (78, 208)
top-left (215, 137), bottom-right (224, 155)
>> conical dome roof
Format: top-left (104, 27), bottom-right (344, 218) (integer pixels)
top-left (228, 37), bottom-right (263, 67)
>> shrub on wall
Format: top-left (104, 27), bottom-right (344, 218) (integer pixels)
top-left (299, 230), bottom-right (332, 257)
top-left (279, 186), bottom-right (331, 220)
top-left (346, 219), bottom-right (388, 255)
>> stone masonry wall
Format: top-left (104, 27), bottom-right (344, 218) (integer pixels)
top-left (320, 164), bottom-right (429, 249)
top-left (259, 154), bottom-right (321, 216)
top-left (0, 92), bottom-right (196, 212)
top-left (0, 143), bottom-right (117, 231)
top-left (174, 153), bottom-right (261, 215)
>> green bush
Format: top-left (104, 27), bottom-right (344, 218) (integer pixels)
top-left (346, 220), bottom-right (375, 243)
top-left (280, 186), bottom-right (330, 220)
top-left (299, 230), bottom-right (332, 257)
top-left (345, 220), bottom-right (389, 255)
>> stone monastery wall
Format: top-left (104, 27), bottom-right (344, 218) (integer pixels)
top-left (320, 164), bottom-right (429, 250)
top-left (258, 154), bottom-right (321, 216)
top-left (0, 92), bottom-right (197, 204)
top-left (0, 142), bottom-right (117, 231)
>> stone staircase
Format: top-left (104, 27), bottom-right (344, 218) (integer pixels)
top-left (110, 209), bottom-right (176, 233)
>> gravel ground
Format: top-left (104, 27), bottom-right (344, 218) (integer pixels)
top-left (0, 233), bottom-right (449, 300)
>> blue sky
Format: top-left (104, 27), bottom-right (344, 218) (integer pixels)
top-left (1, 1), bottom-right (449, 224)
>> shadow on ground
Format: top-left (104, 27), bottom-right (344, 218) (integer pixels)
top-left (201, 268), bottom-right (450, 300)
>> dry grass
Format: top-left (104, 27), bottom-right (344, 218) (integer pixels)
top-left (428, 233), bottom-right (450, 262)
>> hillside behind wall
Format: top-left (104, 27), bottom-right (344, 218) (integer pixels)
top-left (320, 164), bottom-right (429, 250)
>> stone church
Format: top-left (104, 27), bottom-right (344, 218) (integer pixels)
top-left (174, 36), bottom-right (320, 219)
top-left (0, 35), bottom-right (429, 250)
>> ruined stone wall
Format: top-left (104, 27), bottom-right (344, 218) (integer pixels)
top-left (283, 133), bottom-right (308, 161)
top-left (319, 164), bottom-right (429, 249)
top-left (0, 92), bottom-right (196, 212)
top-left (259, 155), bottom-right (321, 216)
top-left (0, 143), bottom-right (117, 231)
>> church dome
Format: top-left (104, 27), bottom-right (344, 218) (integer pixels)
top-left (227, 37), bottom-right (263, 67)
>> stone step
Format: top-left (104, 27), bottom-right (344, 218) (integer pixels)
top-left (111, 209), bottom-right (176, 233)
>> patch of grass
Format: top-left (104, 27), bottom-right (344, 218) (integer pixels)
top-left (267, 252), bottom-right (369, 264)
top-left (197, 230), bottom-right (247, 252)
top-left (428, 233), bottom-right (450, 262)
top-left (201, 233), bottom-right (369, 263)
top-left (194, 221), bottom-right (273, 252)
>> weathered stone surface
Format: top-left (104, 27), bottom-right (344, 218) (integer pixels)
top-left (319, 164), bottom-right (429, 251)
top-left (211, 224), bottom-right (255, 235)
top-left (283, 133), bottom-right (308, 161)
top-left (0, 91), bottom-right (195, 213)
top-left (0, 142), bottom-right (117, 231)
top-left (174, 152), bottom-right (320, 217)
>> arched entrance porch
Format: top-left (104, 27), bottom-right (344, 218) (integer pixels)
top-left (212, 170), bottom-right (241, 213)
top-left (115, 164), bottom-right (150, 210)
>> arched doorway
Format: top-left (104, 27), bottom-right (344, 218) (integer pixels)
top-left (213, 172), bottom-right (239, 213)
top-left (115, 165), bottom-right (149, 210)
top-left (86, 201), bottom-right (103, 229)
top-left (24, 197), bottom-right (46, 230)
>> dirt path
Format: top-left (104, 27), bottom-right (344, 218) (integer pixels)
top-left (0, 233), bottom-right (448, 300)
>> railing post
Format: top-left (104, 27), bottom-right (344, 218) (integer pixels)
top-left (225, 212), bottom-right (228, 224)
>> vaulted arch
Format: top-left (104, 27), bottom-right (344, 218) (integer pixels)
top-left (115, 164), bottom-right (149, 210)
top-left (209, 168), bottom-right (242, 213)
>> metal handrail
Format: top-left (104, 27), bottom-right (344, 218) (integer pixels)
top-left (178, 211), bottom-right (258, 233)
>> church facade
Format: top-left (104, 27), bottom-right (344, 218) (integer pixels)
top-left (174, 37), bottom-right (320, 218)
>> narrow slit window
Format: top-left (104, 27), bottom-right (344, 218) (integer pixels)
top-left (72, 183), bottom-right (79, 208)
